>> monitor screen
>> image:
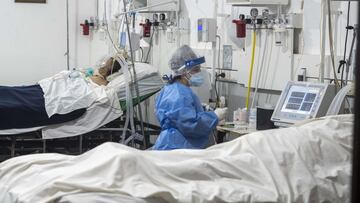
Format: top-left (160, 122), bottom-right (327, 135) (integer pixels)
top-left (280, 85), bottom-right (320, 115)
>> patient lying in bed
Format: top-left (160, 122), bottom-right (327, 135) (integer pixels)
top-left (0, 57), bottom-right (122, 131)
top-left (89, 57), bottom-right (122, 86)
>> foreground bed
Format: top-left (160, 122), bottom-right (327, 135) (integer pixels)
top-left (0, 115), bottom-right (352, 203)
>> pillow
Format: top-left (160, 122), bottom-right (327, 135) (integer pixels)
top-left (107, 62), bottom-right (158, 91)
top-left (107, 72), bottom-right (122, 82)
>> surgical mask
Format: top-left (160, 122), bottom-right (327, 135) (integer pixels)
top-left (188, 72), bottom-right (204, 87)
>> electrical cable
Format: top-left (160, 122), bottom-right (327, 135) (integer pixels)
top-left (327, 0), bottom-right (340, 88)
top-left (245, 29), bottom-right (257, 110)
top-left (338, 0), bottom-right (352, 87)
top-left (345, 29), bottom-right (357, 85)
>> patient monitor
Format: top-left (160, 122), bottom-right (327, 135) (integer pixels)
top-left (271, 81), bottom-right (336, 127)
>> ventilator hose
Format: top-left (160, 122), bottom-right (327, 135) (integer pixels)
top-left (246, 30), bottom-right (256, 110)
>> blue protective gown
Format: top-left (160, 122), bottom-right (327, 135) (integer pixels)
top-left (153, 82), bottom-right (218, 150)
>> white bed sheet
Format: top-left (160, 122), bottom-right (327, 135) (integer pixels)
top-left (41, 87), bottom-right (122, 139)
top-left (39, 71), bottom-right (106, 117)
top-left (39, 62), bottom-right (160, 117)
top-left (0, 115), bottom-right (352, 203)
top-left (41, 70), bottom-right (163, 139)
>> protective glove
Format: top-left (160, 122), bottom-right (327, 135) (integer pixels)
top-left (214, 107), bottom-right (228, 122)
top-left (202, 103), bottom-right (214, 111)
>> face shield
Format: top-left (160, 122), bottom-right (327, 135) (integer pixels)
top-left (173, 56), bottom-right (206, 77)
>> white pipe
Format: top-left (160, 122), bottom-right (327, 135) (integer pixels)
top-left (176, 9), bottom-right (180, 48)
top-left (96, 0), bottom-right (99, 17)
top-left (114, 0), bottom-right (177, 18)
top-left (319, 0), bottom-right (326, 82)
top-left (290, 29), bottom-right (295, 80)
top-left (211, 0), bottom-right (218, 90)
top-left (66, 0), bottom-right (70, 70)
top-left (74, 0), bottom-right (79, 69)
top-left (251, 30), bottom-right (268, 109)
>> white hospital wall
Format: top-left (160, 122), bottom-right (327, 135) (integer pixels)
top-left (0, 1), bottom-right (68, 86)
top-left (1, 0), bottom-right (357, 87)
top-left (0, 0), bottom-right (108, 86)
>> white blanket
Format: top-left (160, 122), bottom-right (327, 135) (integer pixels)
top-left (41, 87), bottom-right (122, 139)
top-left (39, 71), bottom-right (107, 117)
top-left (0, 115), bottom-right (352, 203)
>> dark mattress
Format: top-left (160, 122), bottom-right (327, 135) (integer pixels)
top-left (0, 85), bottom-right (86, 130)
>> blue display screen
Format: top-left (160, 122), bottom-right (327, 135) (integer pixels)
top-left (198, 25), bottom-right (203, 31)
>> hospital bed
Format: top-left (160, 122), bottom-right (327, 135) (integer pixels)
top-left (0, 63), bottom-right (164, 157)
top-left (0, 114), bottom-right (352, 203)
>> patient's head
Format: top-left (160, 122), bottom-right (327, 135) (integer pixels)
top-left (90, 57), bottom-right (122, 86)
top-left (98, 57), bottom-right (122, 78)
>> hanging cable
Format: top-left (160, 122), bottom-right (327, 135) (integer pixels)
top-left (338, 0), bottom-right (352, 87)
top-left (345, 27), bottom-right (357, 84)
top-left (144, 27), bottom-right (156, 63)
top-left (327, 0), bottom-right (340, 88)
top-left (245, 29), bottom-right (257, 110)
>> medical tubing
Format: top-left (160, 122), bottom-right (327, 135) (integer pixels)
top-left (212, 130), bottom-right (217, 145)
top-left (327, 0), bottom-right (340, 88)
top-left (123, 0), bottom-right (146, 147)
top-left (326, 84), bottom-right (352, 116)
top-left (103, 0), bottom-right (134, 143)
top-left (116, 56), bottom-right (135, 143)
top-left (251, 30), bottom-right (268, 109)
top-left (144, 27), bottom-right (156, 63)
top-left (246, 30), bottom-right (257, 110)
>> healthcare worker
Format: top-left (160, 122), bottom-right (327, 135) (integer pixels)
top-left (153, 45), bottom-right (228, 150)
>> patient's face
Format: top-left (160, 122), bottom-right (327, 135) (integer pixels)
top-left (98, 58), bottom-right (114, 77)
